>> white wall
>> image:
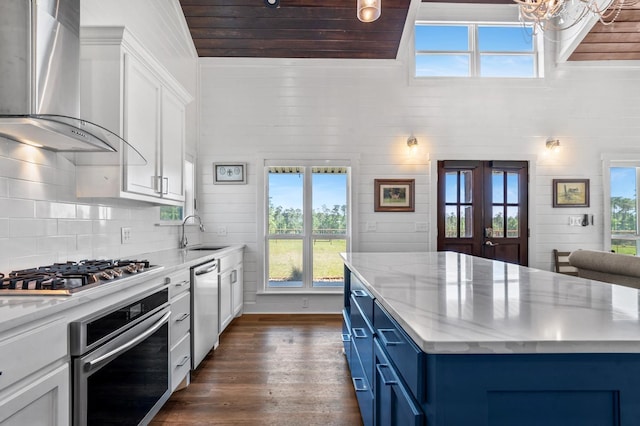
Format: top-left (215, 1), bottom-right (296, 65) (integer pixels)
top-left (0, 1), bottom-right (198, 272)
top-left (197, 22), bottom-right (640, 313)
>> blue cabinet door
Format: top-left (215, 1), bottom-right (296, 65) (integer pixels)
top-left (374, 339), bottom-right (424, 426)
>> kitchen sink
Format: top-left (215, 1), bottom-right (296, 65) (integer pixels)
top-left (187, 246), bottom-right (229, 251)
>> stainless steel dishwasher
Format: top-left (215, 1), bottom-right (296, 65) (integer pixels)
top-left (191, 259), bottom-right (219, 369)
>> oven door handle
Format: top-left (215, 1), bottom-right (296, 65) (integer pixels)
top-left (84, 310), bottom-right (171, 373)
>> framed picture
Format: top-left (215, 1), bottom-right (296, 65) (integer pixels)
top-left (374, 179), bottom-right (415, 212)
top-left (214, 163), bottom-right (246, 184)
top-left (552, 179), bottom-right (590, 207)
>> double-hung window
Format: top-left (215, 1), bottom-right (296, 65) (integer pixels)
top-left (265, 162), bottom-right (350, 291)
top-left (415, 23), bottom-right (539, 78)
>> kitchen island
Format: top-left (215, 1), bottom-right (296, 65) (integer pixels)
top-left (341, 251), bottom-right (640, 426)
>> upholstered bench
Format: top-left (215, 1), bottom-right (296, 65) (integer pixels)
top-left (568, 249), bottom-right (640, 289)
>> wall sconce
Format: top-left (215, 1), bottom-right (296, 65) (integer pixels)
top-left (546, 138), bottom-right (560, 152)
top-left (357, 0), bottom-right (381, 22)
top-left (407, 136), bottom-right (418, 154)
top-left (264, 0), bottom-right (279, 8)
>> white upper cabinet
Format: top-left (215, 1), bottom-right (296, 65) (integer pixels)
top-left (77, 26), bottom-right (192, 205)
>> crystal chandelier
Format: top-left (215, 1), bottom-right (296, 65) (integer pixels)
top-left (514, 0), bottom-right (638, 32)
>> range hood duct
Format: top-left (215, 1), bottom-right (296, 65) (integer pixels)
top-left (0, 0), bottom-right (144, 164)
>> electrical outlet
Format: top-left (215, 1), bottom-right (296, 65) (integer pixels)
top-left (121, 227), bottom-right (131, 244)
top-left (415, 222), bottom-right (428, 232)
top-left (217, 226), bottom-right (227, 236)
top-left (569, 216), bottom-right (583, 226)
top-left (366, 222), bottom-right (377, 232)
top-left (302, 298), bottom-right (309, 308)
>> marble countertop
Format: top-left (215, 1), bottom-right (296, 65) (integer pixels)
top-left (341, 251), bottom-right (640, 354)
top-left (0, 244), bottom-right (244, 334)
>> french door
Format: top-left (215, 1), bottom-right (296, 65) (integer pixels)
top-left (437, 161), bottom-right (529, 266)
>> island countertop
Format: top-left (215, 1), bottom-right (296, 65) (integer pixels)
top-left (341, 251), bottom-right (640, 354)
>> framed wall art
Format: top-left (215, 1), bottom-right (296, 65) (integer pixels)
top-left (214, 163), bottom-right (246, 184)
top-left (552, 179), bottom-right (589, 207)
top-left (374, 179), bottom-right (415, 212)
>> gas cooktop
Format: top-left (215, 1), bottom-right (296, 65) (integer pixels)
top-left (0, 259), bottom-right (160, 296)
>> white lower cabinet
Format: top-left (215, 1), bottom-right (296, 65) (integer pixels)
top-left (218, 248), bottom-right (244, 334)
top-left (0, 320), bottom-right (69, 425)
top-left (0, 364), bottom-right (69, 426)
top-left (168, 267), bottom-right (191, 392)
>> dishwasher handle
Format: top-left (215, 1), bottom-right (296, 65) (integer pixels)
top-left (195, 261), bottom-right (218, 276)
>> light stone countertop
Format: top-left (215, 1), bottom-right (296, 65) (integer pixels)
top-left (0, 245), bottom-right (244, 335)
top-left (341, 251), bottom-right (640, 354)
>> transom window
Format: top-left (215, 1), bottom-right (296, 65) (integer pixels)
top-left (265, 163), bottom-right (350, 291)
top-left (415, 23), bottom-right (539, 78)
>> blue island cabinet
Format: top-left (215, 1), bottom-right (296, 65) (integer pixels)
top-left (343, 264), bottom-right (640, 426)
top-left (344, 268), bottom-right (425, 426)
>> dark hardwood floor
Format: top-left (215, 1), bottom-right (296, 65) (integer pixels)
top-left (151, 314), bottom-right (363, 426)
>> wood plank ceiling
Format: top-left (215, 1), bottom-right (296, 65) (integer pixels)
top-left (179, 0), bottom-right (411, 59)
top-left (569, 4), bottom-right (640, 60)
top-left (179, 0), bottom-right (640, 61)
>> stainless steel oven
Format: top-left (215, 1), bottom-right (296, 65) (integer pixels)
top-left (70, 286), bottom-right (171, 425)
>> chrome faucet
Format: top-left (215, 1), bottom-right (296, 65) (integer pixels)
top-left (180, 215), bottom-right (206, 249)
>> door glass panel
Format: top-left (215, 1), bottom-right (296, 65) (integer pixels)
top-left (268, 168), bottom-right (304, 235)
top-left (268, 239), bottom-right (303, 287)
top-left (492, 206), bottom-right (504, 238)
top-left (507, 206), bottom-right (519, 238)
top-left (461, 206), bottom-right (473, 237)
top-left (610, 167), bottom-right (638, 255)
top-left (492, 171), bottom-right (504, 204)
top-left (445, 206), bottom-right (458, 238)
top-left (312, 239), bottom-right (347, 287)
top-left (445, 172), bottom-right (458, 203)
top-left (460, 170), bottom-right (472, 203)
top-left (507, 172), bottom-right (519, 204)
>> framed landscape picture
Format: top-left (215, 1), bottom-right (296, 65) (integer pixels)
top-left (552, 179), bottom-right (590, 207)
top-left (374, 179), bottom-right (415, 212)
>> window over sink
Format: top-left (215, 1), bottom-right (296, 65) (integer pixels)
top-left (159, 157), bottom-right (195, 222)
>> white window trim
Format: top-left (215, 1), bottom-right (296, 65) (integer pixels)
top-left (602, 154), bottom-right (640, 253)
top-left (256, 156), bottom-right (359, 295)
top-left (414, 22), bottom-right (541, 79)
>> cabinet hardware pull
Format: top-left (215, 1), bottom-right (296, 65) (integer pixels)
top-left (231, 269), bottom-right (237, 284)
top-left (352, 328), bottom-right (367, 339)
top-left (352, 289), bottom-right (368, 297)
top-left (175, 280), bottom-right (188, 287)
top-left (177, 356), bottom-right (189, 367)
top-left (378, 328), bottom-right (404, 346)
top-left (352, 377), bottom-right (368, 392)
top-left (154, 176), bottom-right (163, 194)
top-left (176, 313), bottom-right (189, 321)
top-left (341, 333), bottom-right (351, 343)
top-left (376, 363), bottom-right (398, 386)
top-left (85, 311), bottom-right (170, 372)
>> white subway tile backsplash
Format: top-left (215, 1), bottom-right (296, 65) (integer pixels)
top-left (8, 179), bottom-right (57, 201)
top-left (58, 219), bottom-right (93, 236)
top-left (35, 201), bottom-right (77, 219)
top-left (8, 219), bottom-right (57, 238)
top-left (0, 198), bottom-right (35, 218)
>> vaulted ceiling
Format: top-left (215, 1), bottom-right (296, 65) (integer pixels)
top-left (178, 0), bottom-right (640, 61)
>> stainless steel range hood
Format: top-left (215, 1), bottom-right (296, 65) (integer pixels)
top-left (0, 0), bottom-right (144, 163)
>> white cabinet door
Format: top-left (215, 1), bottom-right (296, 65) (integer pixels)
top-left (231, 265), bottom-right (243, 317)
top-left (123, 53), bottom-right (161, 197)
top-left (161, 89), bottom-right (185, 202)
top-left (0, 363), bottom-right (70, 426)
top-left (219, 269), bottom-right (233, 333)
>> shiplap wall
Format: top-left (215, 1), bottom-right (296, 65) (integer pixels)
top-left (198, 30), bottom-right (640, 313)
